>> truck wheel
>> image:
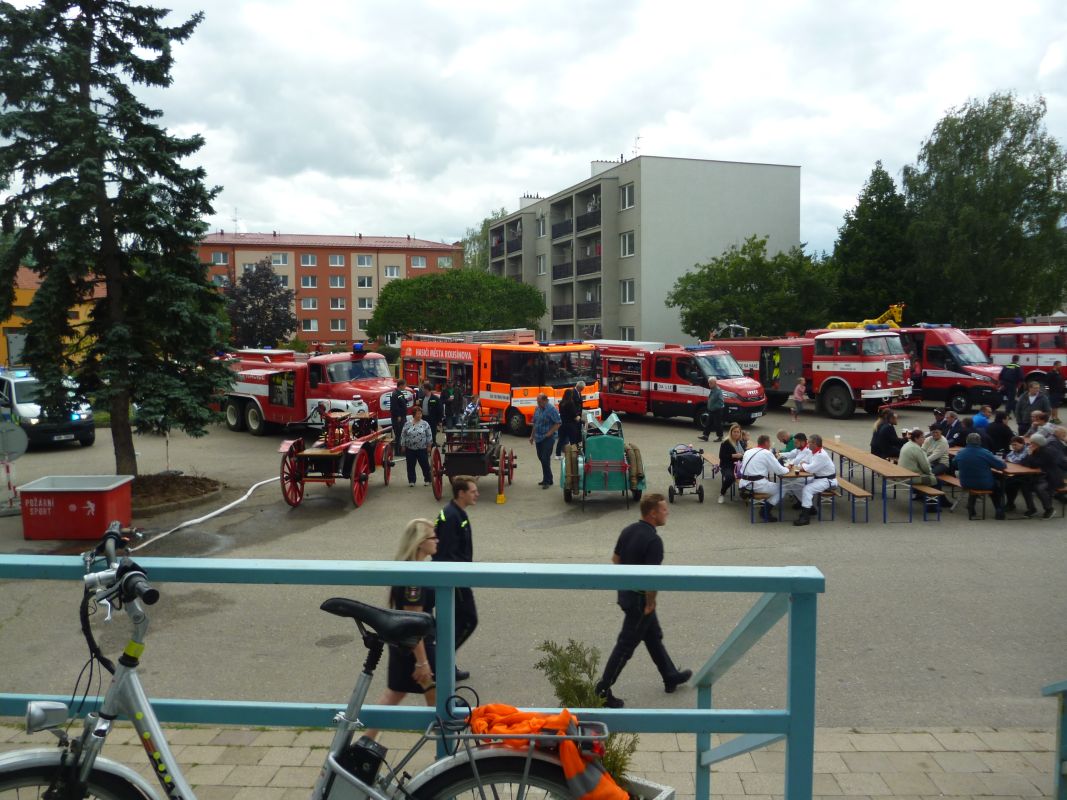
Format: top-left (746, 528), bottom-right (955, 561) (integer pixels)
top-left (224, 399), bottom-right (245, 432)
top-left (821, 384), bottom-right (855, 419)
top-left (506, 408), bottom-right (528, 437)
top-left (694, 410), bottom-right (709, 430)
top-left (245, 403), bottom-right (266, 435)
top-left (947, 391), bottom-right (972, 414)
top-left (863, 399), bottom-right (883, 415)
top-left (79, 431), bottom-right (95, 447)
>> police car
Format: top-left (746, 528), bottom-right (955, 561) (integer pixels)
top-left (0, 369), bottom-right (95, 447)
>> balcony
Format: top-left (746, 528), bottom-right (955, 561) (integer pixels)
top-left (552, 304), bottom-right (574, 320)
top-left (552, 261), bottom-right (573, 280)
top-left (506, 236), bottom-right (522, 253)
top-left (576, 209), bottom-right (601, 232)
top-left (576, 302), bottom-right (601, 319)
top-left (552, 219), bottom-right (573, 239)
top-left (576, 256), bottom-right (601, 276)
top-left (490, 242), bottom-right (504, 259)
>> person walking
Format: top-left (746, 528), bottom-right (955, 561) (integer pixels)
top-left (419, 381), bottom-right (443, 446)
top-left (389, 379), bottom-right (410, 449)
top-left (433, 475), bottom-right (479, 681)
top-left (698, 377), bottom-right (725, 442)
top-left (790, 377), bottom-right (807, 423)
top-left (999, 357), bottom-right (1024, 416)
top-left (594, 493), bottom-right (692, 708)
top-left (399, 405), bottom-right (433, 487)
top-left (556, 381), bottom-right (584, 456)
top-left (530, 392), bottom-right (561, 488)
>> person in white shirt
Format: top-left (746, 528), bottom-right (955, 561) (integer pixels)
top-left (782, 433), bottom-right (811, 466)
top-left (780, 433), bottom-right (812, 507)
top-left (738, 434), bottom-right (789, 521)
top-left (793, 435), bottom-right (838, 526)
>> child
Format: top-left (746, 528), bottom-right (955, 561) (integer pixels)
top-left (790, 377), bottom-right (807, 423)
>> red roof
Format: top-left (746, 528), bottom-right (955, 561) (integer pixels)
top-left (201, 232), bottom-right (461, 250)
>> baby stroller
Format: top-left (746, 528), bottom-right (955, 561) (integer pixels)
top-left (667, 443), bottom-right (706, 502)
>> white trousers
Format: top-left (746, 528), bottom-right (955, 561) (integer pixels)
top-left (741, 479), bottom-right (780, 506)
top-left (800, 478), bottom-right (836, 509)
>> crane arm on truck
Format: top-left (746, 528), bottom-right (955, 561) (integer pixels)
top-left (826, 303), bottom-right (906, 330)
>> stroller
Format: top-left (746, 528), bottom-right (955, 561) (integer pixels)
top-left (667, 444), bottom-right (706, 502)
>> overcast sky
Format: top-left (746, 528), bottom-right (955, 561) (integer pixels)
top-left (141, 0), bottom-right (1067, 255)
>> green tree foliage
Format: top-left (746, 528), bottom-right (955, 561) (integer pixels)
top-left (224, 257), bottom-right (296, 348)
top-left (366, 269), bottom-right (545, 338)
top-left (832, 162), bottom-right (917, 321)
top-left (666, 236), bottom-right (834, 338)
top-left (902, 93), bottom-right (1067, 326)
top-left (0, 0), bottom-right (232, 475)
top-left (460, 207), bottom-right (508, 272)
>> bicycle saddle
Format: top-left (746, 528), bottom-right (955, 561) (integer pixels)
top-left (320, 598), bottom-right (434, 648)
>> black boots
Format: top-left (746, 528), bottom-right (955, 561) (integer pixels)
top-left (761, 503), bottom-right (777, 523)
top-left (664, 669), bottom-right (693, 694)
top-left (793, 507), bottom-right (812, 526)
top-left (595, 681), bottom-right (625, 708)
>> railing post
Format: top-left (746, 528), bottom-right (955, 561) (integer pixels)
top-left (695, 683), bottom-right (712, 800)
top-left (434, 584), bottom-right (457, 758)
top-left (784, 591), bottom-right (817, 800)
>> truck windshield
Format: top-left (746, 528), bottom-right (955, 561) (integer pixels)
top-left (12, 380), bottom-right (41, 404)
top-left (542, 350), bottom-right (596, 389)
top-left (862, 337), bottom-right (906, 356)
top-left (947, 343), bottom-right (989, 366)
top-left (694, 353), bottom-right (745, 379)
top-left (326, 358), bottom-right (392, 382)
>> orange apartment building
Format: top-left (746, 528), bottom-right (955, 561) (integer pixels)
top-left (198, 231), bottom-right (464, 347)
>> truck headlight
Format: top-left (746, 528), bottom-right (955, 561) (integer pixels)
top-left (27, 417), bottom-right (39, 425)
top-left (721, 391), bottom-right (740, 400)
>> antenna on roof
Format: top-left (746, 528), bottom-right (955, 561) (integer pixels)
top-left (231, 207), bottom-right (238, 233)
top-left (632, 136), bottom-right (642, 158)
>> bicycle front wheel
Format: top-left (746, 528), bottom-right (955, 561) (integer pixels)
top-left (412, 755), bottom-right (572, 799)
top-left (0, 765), bottom-right (150, 799)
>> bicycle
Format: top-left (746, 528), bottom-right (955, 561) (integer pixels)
top-left (0, 522), bottom-right (611, 799)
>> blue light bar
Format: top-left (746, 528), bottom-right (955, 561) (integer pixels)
top-left (352, 343), bottom-right (364, 352)
top-left (684, 344), bottom-right (718, 352)
top-left (864, 324), bottom-right (891, 331)
top-left (916, 322), bottom-right (951, 328)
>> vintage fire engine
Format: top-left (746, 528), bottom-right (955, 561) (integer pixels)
top-left (709, 327), bottom-right (913, 419)
top-left (895, 324), bottom-right (1000, 413)
top-left (591, 340), bottom-right (766, 428)
top-left (222, 345), bottom-right (400, 435)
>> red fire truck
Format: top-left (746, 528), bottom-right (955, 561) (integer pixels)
top-left (710, 328), bottom-right (913, 419)
top-left (221, 345), bottom-right (399, 435)
top-left (964, 324), bottom-right (1067, 388)
top-left (894, 324), bottom-right (1000, 413)
top-left (591, 341), bottom-right (766, 428)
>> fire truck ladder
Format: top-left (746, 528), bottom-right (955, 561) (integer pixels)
top-left (826, 303), bottom-right (906, 330)
top-left (406, 328), bottom-right (537, 344)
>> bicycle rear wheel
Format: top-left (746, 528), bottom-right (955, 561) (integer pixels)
top-left (0, 765), bottom-right (149, 799)
top-left (412, 755), bottom-right (571, 799)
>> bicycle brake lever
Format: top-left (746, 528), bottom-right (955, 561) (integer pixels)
top-left (99, 596), bottom-right (114, 623)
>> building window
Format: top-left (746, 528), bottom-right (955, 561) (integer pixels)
top-left (329, 254), bottom-right (345, 267)
top-left (211, 251), bottom-right (228, 265)
top-left (358, 318), bottom-right (370, 331)
top-left (357, 276), bottom-right (373, 288)
top-left (385, 332), bottom-right (401, 346)
top-left (620, 231), bottom-right (635, 257)
top-left (356, 254), bottom-right (373, 267)
top-left (329, 275), bottom-right (345, 288)
top-left (438, 256), bottom-right (453, 269)
top-left (301, 276), bottom-right (317, 288)
top-left (384, 265), bottom-right (400, 278)
top-left (302, 319), bottom-right (318, 332)
top-left (300, 254), bottom-right (317, 267)
top-left (619, 326), bottom-right (635, 341)
top-left (411, 256), bottom-right (426, 269)
top-left (276, 274), bottom-right (289, 287)
top-left (536, 255), bottom-right (546, 275)
top-left (330, 297), bottom-right (346, 310)
top-left (211, 274), bottom-right (228, 287)
top-left (271, 253), bottom-right (289, 266)
top-left (331, 319), bottom-right (346, 332)
top-left (241, 262), bottom-right (256, 273)
top-left (358, 297), bottom-right (374, 309)
top-left (619, 279), bottom-right (635, 304)
top-left (620, 183), bottom-right (635, 210)
top-left (301, 297), bottom-right (318, 310)
top-left (536, 216), bottom-right (546, 237)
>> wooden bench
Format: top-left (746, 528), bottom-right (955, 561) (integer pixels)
top-left (740, 491), bottom-right (774, 523)
top-left (910, 484), bottom-right (946, 521)
top-left (835, 477), bottom-right (873, 523)
top-left (938, 474), bottom-right (998, 518)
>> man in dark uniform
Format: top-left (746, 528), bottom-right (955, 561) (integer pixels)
top-left (594, 493), bottom-right (692, 708)
top-left (433, 475), bottom-right (479, 681)
top-left (419, 380), bottom-right (443, 445)
top-left (390, 379), bottom-right (410, 446)
top-left (999, 357), bottom-right (1024, 416)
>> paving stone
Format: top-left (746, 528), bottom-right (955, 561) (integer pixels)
top-left (179, 744), bottom-right (229, 764)
top-left (885, 751), bottom-right (946, 773)
top-left (233, 788), bottom-right (289, 800)
top-left (251, 730), bottom-right (298, 747)
top-left (637, 731), bottom-right (682, 751)
top-left (190, 787), bottom-right (240, 800)
top-left (168, 727), bottom-right (222, 745)
top-left (302, 748), bottom-right (329, 767)
top-left (185, 763), bottom-right (235, 785)
top-left (891, 732), bottom-right (945, 752)
top-left (751, 750), bottom-right (785, 773)
top-left (627, 748), bottom-right (664, 771)
top-left (978, 773), bottom-right (1046, 796)
top-left (1018, 731), bottom-right (1054, 751)
top-left (291, 730), bottom-right (333, 748)
top-left (711, 752), bottom-right (757, 773)
top-left (934, 732), bottom-right (990, 751)
top-left (850, 733), bottom-right (901, 752)
top-left (220, 765), bottom-right (280, 786)
top-left (258, 746), bottom-right (312, 766)
top-left (221, 745), bottom-right (269, 765)
top-left (1020, 751), bottom-right (1054, 773)
top-left (662, 750), bottom-right (699, 774)
top-left (977, 752), bottom-right (1045, 774)
top-left (739, 772), bottom-right (784, 795)
top-left (834, 772), bottom-right (892, 795)
top-left (706, 771), bottom-right (744, 794)
top-left (976, 731), bottom-right (1035, 751)
top-left (933, 751), bottom-right (991, 773)
top-left (210, 730), bottom-right (261, 746)
top-left (811, 773), bottom-right (843, 795)
top-left (928, 771), bottom-right (990, 795)
top-left (634, 771), bottom-right (694, 793)
top-left (267, 765), bottom-right (320, 789)
top-left (813, 752), bottom-right (848, 773)
top-left (840, 751), bottom-right (895, 773)
top-left (879, 771), bottom-right (941, 795)
top-left (815, 732), bottom-right (856, 752)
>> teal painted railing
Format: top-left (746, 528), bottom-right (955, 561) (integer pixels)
top-left (1043, 679), bottom-right (1067, 800)
top-left (0, 556), bottom-right (825, 800)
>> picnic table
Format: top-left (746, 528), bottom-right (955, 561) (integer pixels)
top-left (823, 440), bottom-right (920, 523)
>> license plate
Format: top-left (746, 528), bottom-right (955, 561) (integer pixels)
top-left (751, 412), bottom-right (763, 418)
top-left (53, 434), bottom-right (74, 441)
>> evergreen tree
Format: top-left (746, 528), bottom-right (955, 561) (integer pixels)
top-left (0, 0), bottom-right (232, 475)
top-left (225, 258), bottom-right (297, 348)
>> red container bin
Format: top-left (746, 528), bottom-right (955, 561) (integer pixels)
top-left (20, 475), bottom-right (134, 540)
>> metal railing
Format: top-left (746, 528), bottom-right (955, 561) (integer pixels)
top-left (552, 303), bottom-right (574, 320)
top-left (1043, 679), bottom-right (1067, 800)
top-left (576, 301), bottom-right (602, 319)
top-left (552, 261), bottom-right (573, 280)
top-left (506, 236), bottom-right (521, 253)
top-left (0, 556), bottom-right (824, 800)
top-left (576, 209), bottom-right (601, 232)
top-left (490, 242), bottom-right (504, 259)
top-left (576, 255), bottom-right (601, 275)
top-left (551, 219), bottom-right (573, 239)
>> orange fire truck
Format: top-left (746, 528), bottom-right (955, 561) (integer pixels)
top-left (399, 329), bottom-right (600, 436)
top-left (590, 341), bottom-right (766, 427)
top-left (222, 345), bottom-right (399, 435)
top-left (709, 327), bottom-right (913, 419)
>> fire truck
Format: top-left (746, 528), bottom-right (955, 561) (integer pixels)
top-left (894, 324), bottom-right (1000, 413)
top-left (222, 345), bottom-right (399, 435)
top-left (590, 341), bottom-right (766, 428)
top-left (709, 327), bottom-right (913, 419)
top-left (964, 324), bottom-right (1067, 388)
top-left (399, 329), bottom-right (599, 436)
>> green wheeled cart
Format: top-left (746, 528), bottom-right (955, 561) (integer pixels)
top-left (560, 413), bottom-right (645, 509)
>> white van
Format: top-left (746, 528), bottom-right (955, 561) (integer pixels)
top-left (0, 370), bottom-right (95, 447)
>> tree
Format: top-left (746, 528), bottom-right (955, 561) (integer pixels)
top-left (224, 258), bottom-right (296, 347)
top-left (367, 270), bottom-right (545, 339)
top-left (665, 236), bottom-right (834, 338)
top-left (831, 161), bottom-right (917, 321)
top-left (0, 0), bottom-right (233, 475)
top-left (460, 207), bottom-right (508, 272)
top-left (902, 93), bottom-right (1067, 326)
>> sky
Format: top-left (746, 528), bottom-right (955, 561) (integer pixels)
top-left (135, 0), bottom-right (1067, 255)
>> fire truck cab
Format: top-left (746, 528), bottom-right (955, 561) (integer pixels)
top-left (223, 346), bottom-right (398, 435)
top-left (895, 324), bottom-right (999, 413)
top-left (965, 324), bottom-right (1067, 388)
top-left (592, 340), bottom-right (766, 427)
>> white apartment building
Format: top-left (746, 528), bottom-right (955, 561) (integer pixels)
top-left (490, 155), bottom-right (801, 343)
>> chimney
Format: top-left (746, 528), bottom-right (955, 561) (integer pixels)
top-left (358, 233), bottom-right (362, 240)
top-left (407, 234), bottom-right (411, 241)
top-left (272, 230), bottom-right (277, 237)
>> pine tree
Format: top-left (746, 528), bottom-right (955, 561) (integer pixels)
top-left (0, 0), bottom-right (232, 475)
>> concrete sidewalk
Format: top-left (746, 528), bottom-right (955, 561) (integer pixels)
top-left (0, 720), bottom-right (1056, 799)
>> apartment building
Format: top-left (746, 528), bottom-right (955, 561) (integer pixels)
top-left (490, 155), bottom-right (800, 343)
top-left (199, 232), bottom-right (463, 346)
